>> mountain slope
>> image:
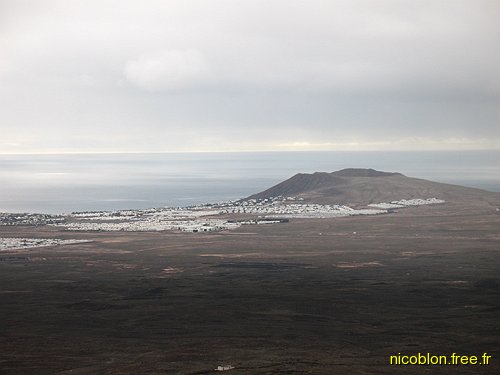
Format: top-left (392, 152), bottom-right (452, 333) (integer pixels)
top-left (247, 168), bottom-right (500, 207)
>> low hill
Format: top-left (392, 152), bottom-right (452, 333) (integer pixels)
top-left (247, 168), bottom-right (500, 207)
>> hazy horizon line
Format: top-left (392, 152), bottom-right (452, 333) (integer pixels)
top-left (1, 149), bottom-right (500, 156)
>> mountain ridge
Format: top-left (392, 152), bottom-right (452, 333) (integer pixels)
top-left (331, 168), bottom-right (403, 177)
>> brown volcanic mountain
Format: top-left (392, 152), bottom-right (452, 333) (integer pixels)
top-left (248, 168), bottom-right (500, 207)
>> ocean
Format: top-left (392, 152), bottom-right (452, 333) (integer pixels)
top-left (1, 151), bottom-right (499, 214)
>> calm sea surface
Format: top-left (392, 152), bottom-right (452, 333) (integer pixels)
top-left (1, 151), bottom-right (499, 214)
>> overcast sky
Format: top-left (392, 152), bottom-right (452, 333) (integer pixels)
top-left (1, 0), bottom-right (499, 153)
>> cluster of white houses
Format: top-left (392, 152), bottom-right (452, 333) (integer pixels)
top-left (0, 237), bottom-right (89, 251)
top-left (209, 196), bottom-right (444, 218)
top-left (0, 212), bottom-right (64, 226)
top-left (44, 196), bottom-right (445, 232)
top-left (57, 218), bottom-right (242, 232)
top-left (368, 198), bottom-right (445, 209)
top-left (218, 202), bottom-right (386, 218)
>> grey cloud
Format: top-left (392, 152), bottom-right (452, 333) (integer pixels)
top-left (0, 0), bottom-right (499, 153)
top-left (124, 49), bottom-right (213, 91)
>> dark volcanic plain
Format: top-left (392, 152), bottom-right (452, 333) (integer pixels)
top-left (1, 177), bottom-right (500, 374)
